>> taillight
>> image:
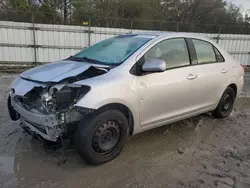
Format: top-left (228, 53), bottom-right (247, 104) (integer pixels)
top-left (240, 64), bottom-right (245, 72)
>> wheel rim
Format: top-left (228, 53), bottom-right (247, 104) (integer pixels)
top-left (92, 121), bottom-right (121, 155)
top-left (221, 93), bottom-right (233, 112)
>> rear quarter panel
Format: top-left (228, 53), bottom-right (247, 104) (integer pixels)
top-left (218, 49), bottom-right (244, 99)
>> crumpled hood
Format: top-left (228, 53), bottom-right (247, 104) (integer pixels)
top-left (21, 60), bottom-right (94, 82)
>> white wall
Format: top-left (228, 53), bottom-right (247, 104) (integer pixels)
top-left (0, 21), bottom-right (250, 65)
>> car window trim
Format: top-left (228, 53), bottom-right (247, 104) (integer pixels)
top-left (130, 37), bottom-right (192, 75)
top-left (213, 46), bottom-right (225, 62)
top-left (185, 38), bottom-right (198, 65)
top-left (189, 38), bottom-right (225, 65)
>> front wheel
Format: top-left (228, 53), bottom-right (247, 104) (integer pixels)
top-left (74, 110), bottom-right (128, 165)
top-left (212, 87), bottom-right (236, 119)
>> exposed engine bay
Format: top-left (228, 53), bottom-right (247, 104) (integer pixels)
top-left (18, 82), bottom-right (87, 114)
top-left (8, 64), bottom-right (108, 142)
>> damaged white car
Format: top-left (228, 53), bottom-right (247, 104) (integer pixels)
top-left (8, 33), bottom-right (244, 165)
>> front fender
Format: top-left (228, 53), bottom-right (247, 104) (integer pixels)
top-left (74, 76), bottom-right (141, 134)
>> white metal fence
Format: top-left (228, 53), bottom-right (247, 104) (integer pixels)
top-left (0, 21), bottom-right (250, 65)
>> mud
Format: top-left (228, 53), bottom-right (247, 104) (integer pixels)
top-left (0, 73), bottom-right (250, 188)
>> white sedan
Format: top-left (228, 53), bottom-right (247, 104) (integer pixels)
top-left (8, 33), bottom-right (244, 165)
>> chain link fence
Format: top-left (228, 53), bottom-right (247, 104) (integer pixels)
top-left (2, 9), bottom-right (250, 33)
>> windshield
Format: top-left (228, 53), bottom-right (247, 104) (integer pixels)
top-left (70, 34), bottom-right (155, 65)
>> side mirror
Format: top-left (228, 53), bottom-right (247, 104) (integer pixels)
top-left (142, 59), bottom-right (167, 72)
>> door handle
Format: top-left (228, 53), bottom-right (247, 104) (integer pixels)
top-left (221, 69), bottom-right (228, 74)
top-left (187, 74), bottom-right (197, 80)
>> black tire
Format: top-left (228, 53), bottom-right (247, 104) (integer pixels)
top-left (74, 110), bottom-right (128, 166)
top-left (212, 87), bottom-right (236, 119)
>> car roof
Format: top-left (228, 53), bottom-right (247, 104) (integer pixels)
top-left (131, 32), bottom-right (212, 42)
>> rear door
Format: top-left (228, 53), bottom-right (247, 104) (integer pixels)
top-left (188, 38), bottom-right (231, 110)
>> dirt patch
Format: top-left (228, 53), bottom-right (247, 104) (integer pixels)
top-left (0, 73), bottom-right (250, 188)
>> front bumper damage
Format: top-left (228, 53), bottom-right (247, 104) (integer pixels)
top-left (10, 97), bottom-right (83, 142)
top-left (7, 63), bottom-right (107, 142)
top-left (7, 77), bottom-right (91, 142)
top-left (12, 97), bottom-right (63, 141)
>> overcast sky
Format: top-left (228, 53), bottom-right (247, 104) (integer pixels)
top-left (226, 0), bottom-right (250, 14)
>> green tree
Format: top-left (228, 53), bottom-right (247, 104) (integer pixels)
top-left (0, 0), bottom-right (247, 33)
top-left (71, 0), bottom-right (89, 24)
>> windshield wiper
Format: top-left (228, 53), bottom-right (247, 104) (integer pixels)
top-left (67, 56), bottom-right (107, 65)
top-left (67, 56), bottom-right (119, 67)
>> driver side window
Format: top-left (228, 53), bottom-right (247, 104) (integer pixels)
top-left (144, 38), bottom-right (190, 69)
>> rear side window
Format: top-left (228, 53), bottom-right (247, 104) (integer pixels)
top-left (192, 39), bottom-right (216, 64)
top-left (214, 47), bottom-right (225, 62)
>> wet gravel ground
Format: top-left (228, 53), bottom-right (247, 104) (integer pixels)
top-left (0, 73), bottom-right (250, 188)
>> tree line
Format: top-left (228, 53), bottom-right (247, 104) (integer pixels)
top-left (1, 0), bottom-right (250, 33)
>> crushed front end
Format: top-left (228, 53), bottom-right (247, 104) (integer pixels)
top-left (8, 77), bottom-right (92, 142)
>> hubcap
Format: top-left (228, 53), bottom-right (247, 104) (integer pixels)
top-left (221, 93), bottom-right (232, 112)
top-left (92, 121), bottom-right (121, 154)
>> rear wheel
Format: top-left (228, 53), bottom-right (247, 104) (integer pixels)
top-left (212, 87), bottom-right (236, 119)
top-left (74, 110), bottom-right (128, 165)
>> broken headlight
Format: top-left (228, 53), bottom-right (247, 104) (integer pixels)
top-left (55, 85), bottom-right (90, 111)
top-left (42, 84), bottom-right (90, 113)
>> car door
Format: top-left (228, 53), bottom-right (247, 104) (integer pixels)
top-left (137, 38), bottom-right (201, 128)
top-left (189, 38), bottom-right (231, 110)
